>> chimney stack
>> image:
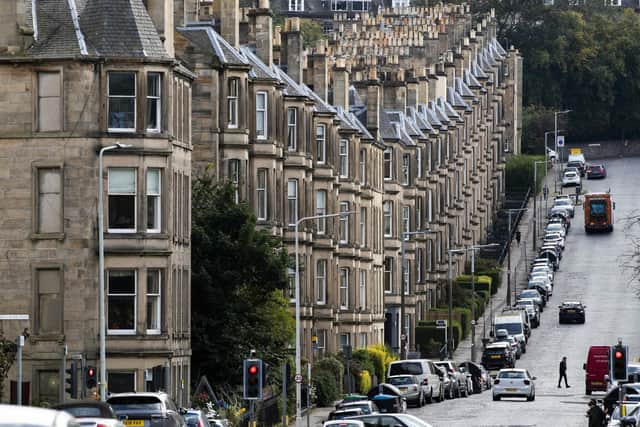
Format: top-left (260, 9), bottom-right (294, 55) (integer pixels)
top-left (333, 57), bottom-right (349, 110)
top-left (309, 41), bottom-right (329, 101)
top-left (249, 0), bottom-right (273, 66)
top-left (220, 0), bottom-right (240, 48)
top-left (143, 0), bottom-right (176, 56)
top-left (366, 67), bottom-right (381, 137)
top-left (282, 18), bottom-right (303, 84)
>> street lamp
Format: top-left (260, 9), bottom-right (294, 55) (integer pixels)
top-left (554, 109), bottom-right (571, 163)
top-left (446, 248), bottom-right (465, 358)
top-left (467, 243), bottom-right (500, 362)
top-left (533, 160), bottom-right (550, 252)
top-left (400, 230), bottom-right (436, 359)
top-left (98, 143), bottom-right (131, 401)
top-left (295, 210), bottom-right (353, 427)
top-left (502, 208), bottom-right (527, 307)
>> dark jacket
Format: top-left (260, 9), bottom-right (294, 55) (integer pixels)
top-left (587, 404), bottom-right (605, 427)
top-left (560, 359), bottom-right (567, 373)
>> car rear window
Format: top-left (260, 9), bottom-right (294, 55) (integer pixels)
top-left (499, 371), bottom-right (525, 379)
top-left (389, 362), bottom-right (423, 376)
top-left (495, 322), bottom-right (522, 335)
top-left (60, 406), bottom-right (104, 417)
top-left (388, 376), bottom-right (413, 385)
top-left (107, 396), bottom-right (163, 414)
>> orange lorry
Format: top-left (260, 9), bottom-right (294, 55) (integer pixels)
top-left (584, 192), bottom-right (614, 233)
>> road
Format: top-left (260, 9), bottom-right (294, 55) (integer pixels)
top-left (410, 157), bottom-right (640, 426)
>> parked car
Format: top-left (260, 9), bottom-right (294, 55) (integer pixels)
top-left (459, 361), bottom-right (492, 393)
top-left (53, 400), bottom-right (124, 427)
top-left (107, 392), bottom-right (184, 427)
top-left (386, 359), bottom-right (444, 403)
top-left (184, 409), bottom-right (211, 427)
top-left (482, 342), bottom-right (515, 370)
top-left (603, 383), bottom-right (640, 415)
top-left (530, 264), bottom-right (555, 282)
top-left (492, 369), bottom-right (536, 401)
top-left (334, 400), bottom-right (379, 415)
top-left (558, 301), bottom-right (586, 324)
top-left (366, 383), bottom-right (408, 412)
top-left (349, 414), bottom-right (433, 427)
top-left (493, 330), bottom-right (521, 360)
top-left (386, 375), bottom-right (425, 407)
top-left (543, 233), bottom-right (565, 250)
top-left (435, 361), bottom-right (471, 398)
top-left (323, 421), bottom-right (365, 427)
top-left (562, 170), bottom-right (581, 187)
top-left (547, 147), bottom-right (558, 160)
top-left (567, 159), bottom-right (586, 176)
top-left (514, 299), bottom-right (540, 328)
top-left (518, 289), bottom-right (545, 310)
top-left (435, 365), bottom-right (456, 399)
top-left (545, 222), bottom-right (566, 238)
top-left (587, 163), bottom-right (607, 179)
top-left (552, 198), bottom-right (575, 218)
top-left (328, 408), bottom-right (365, 421)
top-left (529, 277), bottom-right (553, 297)
top-left (0, 404), bottom-right (79, 427)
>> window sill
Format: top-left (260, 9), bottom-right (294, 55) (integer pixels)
top-left (105, 232), bottom-right (170, 240)
top-left (107, 333), bottom-right (170, 340)
top-left (30, 232), bottom-right (65, 241)
top-left (30, 334), bottom-right (65, 343)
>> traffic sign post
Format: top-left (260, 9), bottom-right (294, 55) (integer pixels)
top-left (436, 320), bottom-right (447, 359)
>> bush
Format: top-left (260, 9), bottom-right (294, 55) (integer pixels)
top-left (314, 356), bottom-right (344, 395)
top-left (313, 369), bottom-right (340, 406)
top-left (506, 154), bottom-right (545, 193)
top-left (359, 370), bottom-right (372, 394)
top-left (456, 275), bottom-right (492, 295)
top-left (365, 344), bottom-right (397, 382)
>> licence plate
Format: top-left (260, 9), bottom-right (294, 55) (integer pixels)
top-left (124, 421), bottom-right (145, 427)
top-left (506, 388), bottom-right (518, 392)
top-left (490, 355), bottom-right (501, 359)
top-left (592, 381), bottom-right (602, 385)
top-left (399, 387), bottom-right (407, 392)
top-left (566, 310), bottom-right (576, 313)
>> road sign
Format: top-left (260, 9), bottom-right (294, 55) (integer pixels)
top-left (294, 374), bottom-right (303, 383)
top-left (435, 320), bottom-right (447, 329)
top-left (556, 135), bottom-right (565, 148)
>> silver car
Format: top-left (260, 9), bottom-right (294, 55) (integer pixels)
top-left (553, 198), bottom-right (575, 217)
top-left (515, 298), bottom-right (540, 328)
top-left (0, 404), bottom-right (79, 427)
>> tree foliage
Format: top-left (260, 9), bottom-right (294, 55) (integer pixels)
top-left (190, 171), bottom-right (294, 387)
top-left (473, 1), bottom-right (640, 142)
top-left (0, 334), bottom-right (17, 401)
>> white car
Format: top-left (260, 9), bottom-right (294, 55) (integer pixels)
top-left (553, 198), bottom-right (575, 217)
top-left (545, 222), bottom-right (566, 238)
top-left (547, 147), bottom-right (558, 160)
top-left (323, 421), bottom-right (366, 427)
top-left (530, 264), bottom-right (554, 282)
top-left (562, 170), bottom-right (581, 187)
top-left (544, 232), bottom-right (565, 249)
top-left (0, 404), bottom-right (79, 427)
top-left (492, 369), bottom-right (536, 401)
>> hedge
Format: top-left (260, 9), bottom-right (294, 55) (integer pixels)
top-left (415, 320), bottom-right (463, 354)
top-left (313, 369), bottom-right (340, 406)
top-left (359, 370), bottom-right (372, 394)
top-left (456, 275), bottom-right (493, 295)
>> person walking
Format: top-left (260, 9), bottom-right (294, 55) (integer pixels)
top-left (586, 399), bottom-right (605, 427)
top-left (558, 356), bottom-right (570, 388)
top-left (515, 230), bottom-right (521, 246)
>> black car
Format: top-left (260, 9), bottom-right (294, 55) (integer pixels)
top-left (107, 392), bottom-right (184, 427)
top-left (52, 400), bottom-right (120, 420)
top-left (459, 361), bottom-right (492, 393)
top-left (482, 342), bottom-right (515, 370)
top-left (558, 301), bottom-right (586, 324)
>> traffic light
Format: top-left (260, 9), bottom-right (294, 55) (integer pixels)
top-left (65, 361), bottom-right (78, 398)
top-left (243, 359), bottom-right (263, 400)
top-left (612, 345), bottom-right (628, 381)
top-left (86, 365), bottom-right (97, 389)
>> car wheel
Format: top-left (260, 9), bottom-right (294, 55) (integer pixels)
top-left (454, 383), bottom-right (460, 398)
top-left (586, 388), bottom-right (592, 395)
top-left (522, 344), bottom-right (527, 354)
top-left (438, 385), bottom-right (445, 402)
top-left (426, 387), bottom-right (433, 404)
top-left (448, 385), bottom-right (454, 400)
top-left (527, 393), bottom-right (535, 402)
top-left (493, 394), bottom-right (500, 401)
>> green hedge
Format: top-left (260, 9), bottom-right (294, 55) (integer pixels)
top-left (457, 275), bottom-right (492, 295)
top-left (313, 369), bottom-right (340, 406)
top-left (416, 320), bottom-right (463, 353)
top-left (505, 154), bottom-right (545, 193)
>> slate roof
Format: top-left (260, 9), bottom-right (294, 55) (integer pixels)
top-left (240, 46), bottom-right (279, 79)
top-left (448, 86), bottom-right (471, 112)
top-left (178, 25), bottom-right (248, 66)
top-left (27, 0), bottom-right (170, 60)
top-left (418, 104), bottom-right (444, 130)
top-left (274, 67), bottom-right (308, 98)
top-left (407, 106), bottom-right (434, 134)
top-left (383, 111), bottom-right (415, 147)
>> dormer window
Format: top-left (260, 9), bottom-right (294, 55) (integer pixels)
top-left (108, 72), bottom-right (136, 132)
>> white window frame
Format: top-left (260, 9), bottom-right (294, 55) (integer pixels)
top-left (289, 0), bottom-right (304, 11)
top-left (287, 179), bottom-right (298, 226)
top-left (146, 72), bottom-right (161, 132)
top-left (417, 248), bottom-right (423, 283)
top-left (383, 148), bottom-right (393, 180)
top-left (316, 329), bottom-right (326, 353)
top-left (287, 264), bottom-right (296, 302)
top-left (316, 124), bottom-right (326, 164)
top-left (427, 189), bottom-right (434, 223)
top-left (427, 240), bottom-right (433, 272)
top-left (146, 169), bottom-right (161, 233)
top-left (108, 71), bottom-right (136, 133)
top-left (403, 259), bottom-right (410, 295)
top-left (146, 269), bottom-right (161, 335)
top-left (37, 71), bottom-right (62, 132)
top-left (316, 190), bottom-right (327, 234)
top-left (287, 107), bottom-right (297, 151)
top-left (316, 259), bottom-right (327, 304)
top-left (339, 139), bottom-right (349, 178)
top-left (402, 205), bottom-right (410, 235)
top-left (402, 154), bottom-right (410, 185)
top-left (417, 147), bottom-right (422, 178)
top-left (339, 201), bottom-right (349, 244)
top-left (255, 91), bottom-right (268, 139)
top-left (416, 196), bottom-right (423, 230)
top-left (257, 169), bottom-right (268, 220)
top-left (360, 148), bottom-right (366, 185)
top-left (383, 201), bottom-right (393, 237)
top-left (227, 78), bottom-right (239, 129)
top-left (107, 270), bottom-right (137, 336)
top-left (339, 267), bottom-right (349, 309)
top-left (359, 270), bottom-right (366, 309)
top-left (108, 168), bottom-right (137, 234)
top-left (384, 257), bottom-right (393, 293)
top-left (359, 207), bottom-right (367, 248)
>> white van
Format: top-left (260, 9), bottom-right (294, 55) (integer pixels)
top-left (387, 359), bottom-right (444, 403)
top-left (493, 313), bottom-right (527, 353)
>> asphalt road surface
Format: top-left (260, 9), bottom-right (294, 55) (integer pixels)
top-left (410, 157), bottom-right (640, 426)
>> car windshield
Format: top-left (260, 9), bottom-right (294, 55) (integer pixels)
top-left (394, 414), bottom-right (432, 427)
top-left (516, 301), bottom-right (533, 308)
top-left (520, 291), bottom-right (539, 299)
top-left (564, 172), bottom-right (577, 178)
top-left (555, 200), bottom-right (571, 206)
top-left (59, 406), bottom-right (104, 418)
top-left (589, 199), bottom-right (607, 216)
top-left (389, 362), bottom-right (423, 376)
top-left (495, 323), bottom-right (522, 335)
top-left (498, 371), bottom-right (525, 379)
top-left (107, 396), bottom-right (163, 414)
top-left (185, 414), bottom-right (209, 427)
top-left (388, 376), bottom-right (413, 386)
top-left (326, 423), bottom-right (363, 427)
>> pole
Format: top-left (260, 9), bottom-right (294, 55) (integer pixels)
top-left (17, 335), bottom-right (24, 405)
top-left (400, 235), bottom-right (406, 359)
top-left (306, 363), bottom-right (311, 427)
top-left (60, 344), bottom-right (67, 402)
top-left (282, 363), bottom-right (287, 427)
top-left (470, 249), bottom-right (476, 362)
top-left (533, 164), bottom-right (537, 252)
top-left (507, 210), bottom-right (512, 307)
top-left (295, 217), bottom-right (301, 427)
top-left (447, 251), bottom-right (453, 358)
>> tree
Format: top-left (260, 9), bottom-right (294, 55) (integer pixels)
top-left (300, 19), bottom-right (327, 49)
top-left (191, 170), bottom-right (294, 388)
top-left (0, 334), bottom-right (17, 401)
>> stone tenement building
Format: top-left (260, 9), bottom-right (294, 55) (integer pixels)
top-left (179, 1), bottom-right (521, 358)
top-left (0, 0), bottom-right (194, 405)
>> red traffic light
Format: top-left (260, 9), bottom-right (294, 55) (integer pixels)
top-left (615, 351), bottom-right (623, 359)
top-left (87, 367), bottom-right (96, 377)
top-left (248, 365), bottom-right (258, 375)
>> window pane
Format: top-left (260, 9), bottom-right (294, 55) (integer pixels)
top-left (109, 169), bottom-right (136, 193)
top-left (108, 296), bottom-right (135, 330)
top-left (109, 271), bottom-right (135, 294)
top-left (38, 269), bottom-right (61, 335)
top-left (147, 74), bottom-right (160, 97)
top-left (147, 98), bottom-right (159, 130)
top-left (108, 372), bottom-right (135, 394)
top-left (38, 72), bottom-right (60, 97)
top-left (109, 72), bottom-right (136, 96)
top-left (147, 170), bottom-right (160, 194)
top-left (39, 98), bottom-right (61, 131)
top-left (256, 92), bottom-right (265, 109)
top-left (38, 168), bottom-right (62, 233)
top-left (109, 195), bottom-right (135, 229)
top-left (109, 98), bottom-right (135, 129)
top-left (38, 370), bottom-right (60, 405)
